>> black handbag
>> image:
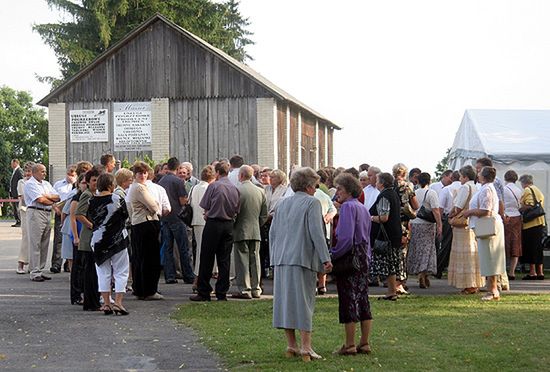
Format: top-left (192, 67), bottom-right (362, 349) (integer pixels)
top-left (521, 187), bottom-right (545, 223)
top-left (178, 186), bottom-right (194, 227)
top-left (332, 244), bottom-right (360, 277)
top-left (373, 223), bottom-right (391, 255)
top-left (417, 190), bottom-right (436, 223)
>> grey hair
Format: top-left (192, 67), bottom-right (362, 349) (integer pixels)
top-left (290, 167), bottom-right (320, 192)
top-left (359, 170), bottom-right (368, 179)
top-left (239, 165), bottom-right (254, 180)
top-left (270, 169), bottom-right (288, 185)
top-left (519, 174), bottom-right (534, 186)
top-left (181, 162), bottom-right (193, 172)
top-left (368, 166), bottom-right (381, 175)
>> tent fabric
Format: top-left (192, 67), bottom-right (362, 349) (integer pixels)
top-left (450, 109), bottom-right (550, 166)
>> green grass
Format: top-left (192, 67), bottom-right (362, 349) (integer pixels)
top-left (173, 294), bottom-right (550, 371)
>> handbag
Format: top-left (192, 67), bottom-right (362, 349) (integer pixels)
top-left (416, 190), bottom-right (436, 223)
top-left (474, 215), bottom-right (497, 239)
top-left (449, 185), bottom-right (473, 228)
top-left (521, 187), bottom-right (545, 223)
top-left (178, 186), bottom-right (195, 227)
top-left (373, 223), bottom-right (391, 255)
top-left (331, 244), bottom-right (360, 277)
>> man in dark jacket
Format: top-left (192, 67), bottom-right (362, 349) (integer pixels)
top-left (9, 159), bottom-right (24, 227)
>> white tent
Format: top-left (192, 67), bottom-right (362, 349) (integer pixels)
top-left (449, 109), bottom-right (550, 204)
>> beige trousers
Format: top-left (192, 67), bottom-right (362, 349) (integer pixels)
top-left (18, 209), bottom-right (29, 264)
top-left (234, 240), bottom-right (261, 295)
top-left (27, 208), bottom-right (52, 279)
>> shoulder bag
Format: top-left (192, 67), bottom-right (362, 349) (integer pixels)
top-left (521, 187), bottom-right (545, 223)
top-left (373, 223), bottom-right (392, 256)
top-left (449, 184), bottom-right (472, 228)
top-left (473, 186), bottom-right (497, 239)
top-left (331, 242), bottom-right (360, 277)
top-left (416, 190), bottom-right (436, 223)
top-left (178, 186), bottom-right (194, 227)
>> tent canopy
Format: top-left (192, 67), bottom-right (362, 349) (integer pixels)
top-left (450, 109), bottom-right (550, 166)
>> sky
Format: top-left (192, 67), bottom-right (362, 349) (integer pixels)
top-left (2, 0), bottom-right (550, 174)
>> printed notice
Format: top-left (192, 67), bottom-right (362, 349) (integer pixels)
top-left (113, 102), bottom-right (152, 151)
top-left (69, 109), bottom-right (109, 142)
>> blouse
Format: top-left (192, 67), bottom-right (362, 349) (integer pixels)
top-left (469, 182), bottom-right (500, 229)
top-left (503, 182), bottom-right (522, 218)
top-left (412, 187), bottom-right (439, 224)
top-left (127, 182), bottom-right (160, 225)
top-left (331, 199), bottom-right (371, 259)
top-left (190, 181), bottom-right (210, 226)
top-left (520, 185), bottom-right (545, 229)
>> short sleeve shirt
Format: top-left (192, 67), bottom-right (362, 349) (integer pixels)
top-left (158, 173), bottom-right (188, 221)
top-left (24, 176), bottom-right (58, 208)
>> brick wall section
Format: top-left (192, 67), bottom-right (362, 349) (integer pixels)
top-left (48, 103), bottom-right (66, 182)
top-left (151, 98), bottom-right (170, 162)
top-left (256, 98), bottom-right (276, 168)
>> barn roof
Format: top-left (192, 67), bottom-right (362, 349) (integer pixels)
top-left (38, 13), bottom-right (340, 129)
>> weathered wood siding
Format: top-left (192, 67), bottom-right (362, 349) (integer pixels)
top-left (289, 109), bottom-right (299, 168)
top-left (318, 125), bottom-right (326, 168)
top-left (65, 101), bottom-right (152, 165)
top-left (170, 98), bottom-right (257, 169)
top-left (327, 128), bottom-right (334, 167)
top-left (276, 103), bottom-right (287, 171)
top-left (301, 114), bottom-right (316, 168)
top-left (52, 20), bottom-right (272, 103)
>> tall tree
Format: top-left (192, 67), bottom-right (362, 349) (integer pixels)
top-left (33, 0), bottom-right (253, 83)
top-left (0, 86), bottom-right (48, 197)
top-left (434, 147), bottom-right (452, 179)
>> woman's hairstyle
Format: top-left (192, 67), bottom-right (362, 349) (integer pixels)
top-left (132, 161), bottom-right (150, 175)
top-left (317, 169), bottom-right (329, 183)
top-left (459, 165), bottom-right (476, 181)
top-left (200, 165), bottom-right (216, 181)
top-left (504, 170), bottom-right (518, 183)
top-left (418, 172), bottom-right (431, 188)
top-left (334, 173), bottom-right (363, 198)
top-left (270, 169), bottom-right (288, 185)
top-left (343, 167), bottom-right (360, 179)
top-left (23, 161), bottom-right (36, 172)
top-left (97, 173), bottom-right (115, 192)
top-left (377, 172), bottom-right (395, 189)
top-left (480, 166), bottom-right (496, 182)
top-left (392, 163), bottom-right (408, 178)
top-left (85, 165), bottom-right (102, 183)
top-left (75, 161), bottom-right (93, 176)
top-left (290, 167), bottom-right (320, 192)
top-left (359, 170), bottom-right (368, 179)
top-left (519, 174), bottom-right (534, 186)
top-left (115, 168), bottom-right (133, 186)
top-left (476, 157), bottom-right (493, 167)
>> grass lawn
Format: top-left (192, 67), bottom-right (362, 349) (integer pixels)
top-left (174, 294), bottom-right (550, 371)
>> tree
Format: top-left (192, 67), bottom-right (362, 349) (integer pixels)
top-left (33, 0), bottom-right (254, 83)
top-left (0, 86), bottom-right (48, 198)
top-left (434, 147), bottom-right (451, 179)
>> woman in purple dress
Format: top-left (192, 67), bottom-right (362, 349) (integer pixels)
top-left (330, 173), bottom-right (373, 355)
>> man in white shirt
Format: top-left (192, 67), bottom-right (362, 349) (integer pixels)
top-left (436, 171), bottom-right (461, 278)
top-left (51, 165), bottom-right (77, 273)
top-left (228, 155), bottom-right (244, 186)
top-left (363, 166), bottom-right (381, 210)
top-left (24, 164), bottom-right (60, 281)
top-left (430, 170), bottom-right (453, 199)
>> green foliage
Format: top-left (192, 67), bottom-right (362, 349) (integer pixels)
top-left (174, 294), bottom-right (550, 371)
top-left (34, 0), bottom-right (254, 83)
top-left (435, 147), bottom-right (451, 179)
top-left (0, 86), bottom-right (48, 198)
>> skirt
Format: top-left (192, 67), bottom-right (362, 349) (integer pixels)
top-left (477, 219), bottom-right (506, 276)
top-left (407, 222), bottom-right (437, 275)
top-left (522, 225), bottom-right (544, 265)
top-left (273, 265), bottom-right (316, 332)
top-left (504, 216), bottom-right (522, 258)
top-left (335, 243), bottom-right (372, 324)
top-left (61, 233), bottom-right (73, 259)
top-left (447, 228), bottom-right (485, 289)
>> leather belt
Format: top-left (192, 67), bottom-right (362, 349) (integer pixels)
top-left (27, 206), bottom-right (52, 212)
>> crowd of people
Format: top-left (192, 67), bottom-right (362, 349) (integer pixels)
top-left (9, 153), bottom-right (547, 361)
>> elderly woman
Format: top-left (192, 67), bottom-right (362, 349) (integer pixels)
top-left (502, 170), bottom-right (523, 279)
top-left (270, 167), bottom-right (332, 362)
top-left (447, 165), bottom-right (484, 293)
top-left (330, 173), bottom-right (372, 355)
top-left (407, 172), bottom-right (442, 288)
top-left (392, 163), bottom-right (419, 294)
top-left (369, 173), bottom-right (403, 300)
top-left (190, 165), bottom-right (217, 291)
top-left (127, 161), bottom-right (162, 301)
top-left (463, 166), bottom-right (506, 301)
top-left (518, 174), bottom-right (545, 280)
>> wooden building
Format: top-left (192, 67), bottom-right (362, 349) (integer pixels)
top-left (38, 14), bottom-right (339, 181)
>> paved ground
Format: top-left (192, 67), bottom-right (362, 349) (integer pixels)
top-left (1, 221), bottom-right (549, 371)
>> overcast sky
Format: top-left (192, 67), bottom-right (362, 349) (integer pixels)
top-left (2, 0), bottom-right (550, 174)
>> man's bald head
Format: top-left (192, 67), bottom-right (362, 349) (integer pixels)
top-left (239, 165), bottom-right (254, 181)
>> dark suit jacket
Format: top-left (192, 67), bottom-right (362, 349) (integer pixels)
top-left (10, 167), bottom-right (24, 198)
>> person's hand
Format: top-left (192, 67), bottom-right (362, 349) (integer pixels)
top-left (73, 237), bottom-right (80, 246)
top-left (323, 261), bottom-right (333, 273)
top-left (401, 235), bottom-right (408, 245)
top-left (437, 225), bottom-right (443, 238)
top-left (323, 214), bottom-right (333, 224)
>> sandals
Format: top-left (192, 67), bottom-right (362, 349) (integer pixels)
top-left (357, 342), bottom-right (372, 354)
top-left (285, 347), bottom-right (300, 358)
top-left (301, 349), bottom-right (322, 362)
top-left (101, 305), bottom-right (113, 315)
top-left (336, 344), bottom-right (357, 356)
top-left (481, 292), bottom-right (500, 301)
top-left (112, 304), bottom-right (129, 316)
top-left (460, 288), bottom-right (479, 295)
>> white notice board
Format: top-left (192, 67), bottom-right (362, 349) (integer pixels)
top-left (113, 102), bottom-right (152, 151)
top-left (69, 109), bottom-right (109, 142)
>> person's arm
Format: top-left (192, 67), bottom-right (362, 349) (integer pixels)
top-left (137, 185), bottom-right (160, 214)
top-left (69, 200), bottom-right (80, 246)
top-left (410, 194), bottom-right (419, 210)
top-left (433, 208), bottom-right (443, 236)
top-left (259, 192), bottom-right (268, 227)
top-left (308, 199), bottom-right (332, 267)
top-left (330, 203), bottom-right (355, 259)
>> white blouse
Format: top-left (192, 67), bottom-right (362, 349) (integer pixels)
top-left (503, 182), bottom-right (522, 217)
top-left (469, 182), bottom-right (500, 229)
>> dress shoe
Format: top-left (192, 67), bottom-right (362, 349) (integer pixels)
top-left (143, 293), bottom-right (164, 301)
top-left (41, 274), bottom-right (52, 280)
top-left (231, 292), bottom-right (252, 299)
top-left (50, 267), bottom-right (61, 274)
top-left (251, 292), bottom-right (261, 299)
top-left (189, 294), bottom-right (210, 302)
top-left (165, 279), bottom-right (178, 284)
top-left (16, 268), bottom-right (26, 274)
top-left (11, 223), bottom-right (21, 227)
top-left (31, 276), bottom-right (45, 282)
top-left (537, 275), bottom-right (545, 280)
top-left (217, 297), bottom-right (228, 301)
top-left (183, 278), bottom-right (195, 284)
